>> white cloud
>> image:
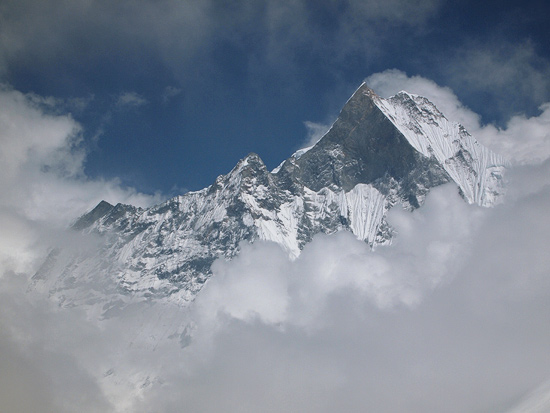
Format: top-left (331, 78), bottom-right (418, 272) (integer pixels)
top-left (0, 85), bottom-right (160, 279)
top-left (301, 120), bottom-right (331, 149)
top-left (115, 91), bottom-right (147, 109)
top-left (0, 157), bottom-right (549, 412)
top-left (76, 157), bottom-right (545, 413)
top-left (0, 85), bottom-right (163, 411)
top-left (191, 183), bottom-right (479, 335)
top-left (476, 104), bottom-right (550, 165)
top-left (160, 160), bottom-right (550, 413)
top-left (0, 85), bottom-right (82, 183)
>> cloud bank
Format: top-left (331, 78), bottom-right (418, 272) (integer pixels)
top-left (139, 159), bottom-right (550, 413)
top-left (5, 161), bottom-right (543, 413)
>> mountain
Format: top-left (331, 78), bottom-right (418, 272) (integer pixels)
top-left (31, 83), bottom-right (507, 311)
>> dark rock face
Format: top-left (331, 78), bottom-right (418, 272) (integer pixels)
top-left (72, 200), bottom-right (115, 230)
top-left (32, 84), bottom-right (506, 308)
top-left (278, 84), bottom-right (451, 207)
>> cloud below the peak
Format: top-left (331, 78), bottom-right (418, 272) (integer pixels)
top-left (0, 162), bottom-right (548, 413)
top-left (133, 158), bottom-right (550, 413)
top-left (195, 184), bottom-right (479, 330)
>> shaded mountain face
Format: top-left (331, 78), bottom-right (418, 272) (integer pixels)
top-left (33, 84), bottom-right (507, 309)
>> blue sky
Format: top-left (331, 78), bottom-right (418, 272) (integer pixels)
top-left (1, 0), bottom-right (549, 196)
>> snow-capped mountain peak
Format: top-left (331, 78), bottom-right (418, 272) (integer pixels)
top-left (33, 82), bottom-right (507, 310)
top-left (368, 85), bottom-right (507, 206)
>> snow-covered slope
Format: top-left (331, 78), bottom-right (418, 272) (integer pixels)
top-left (372, 89), bottom-right (506, 206)
top-left (32, 83), bottom-right (507, 311)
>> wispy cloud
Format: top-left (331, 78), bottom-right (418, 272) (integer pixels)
top-left (443, 39), bottom-right (550, 120)
top-left (161, 86), bottom-right (182, 104)
top-left (115, 92), bottom-right (147, 109)
top-left (302, 121), bottom-right (331, 148)
top-left (0, 0), bottom-right (443, 98)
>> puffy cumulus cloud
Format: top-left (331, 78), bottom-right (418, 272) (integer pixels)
top-left (0, 85), bottom-right (157, 220)
top-left (136, 160), bottom-right (549, 413)
top-left (475, 104), bottom-right (550, 165)
top-left (366, 69), bottom-right (550, 165)
top-left (0, 85), bottom-right (83, 185)
top-left (0, 83), bottom-right (162, 409)
top-left (101, 159), bottom-right (547, 413)
top-left (0, 85), bottom-right (160, 278)
top-left (200, 242), bottom-right (291, 326)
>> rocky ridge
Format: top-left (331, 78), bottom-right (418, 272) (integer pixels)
top-left (32, 83), bottom-right (507, 310)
